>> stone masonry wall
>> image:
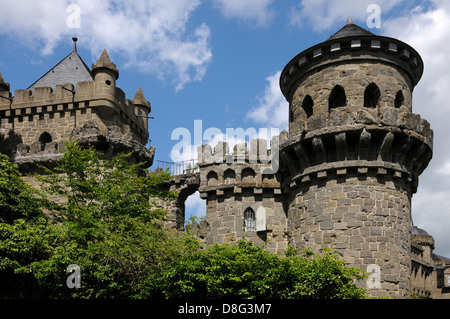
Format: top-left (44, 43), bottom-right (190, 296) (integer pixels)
top-left (289, 61), bottom-right (413, 137)
top-left (204, 189), bottom-right (287, 254)
top-left (198, 139), bottom-right (289, 254)
top-left (287, 168), bottom-right (412, 298)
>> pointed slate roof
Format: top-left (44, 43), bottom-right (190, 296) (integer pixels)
top-left (327, 17), bottom-right (375, 41)
top-left (28, 37), bottom-right (94, 91)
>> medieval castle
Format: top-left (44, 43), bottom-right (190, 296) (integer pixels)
top-left (0, 19), bottom-right (449, 299)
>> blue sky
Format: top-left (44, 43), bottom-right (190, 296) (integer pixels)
top-left (1, 0), bottom-right (450, 257)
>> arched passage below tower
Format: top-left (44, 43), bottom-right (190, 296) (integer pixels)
top-left (185, 191), bottom-right (206, 222)
top-left (153, 172), bottom-right (201, 230)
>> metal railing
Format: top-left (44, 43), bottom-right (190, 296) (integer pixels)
top-left (156, 159), bottom-right (199, 176)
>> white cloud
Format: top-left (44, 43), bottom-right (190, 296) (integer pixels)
top-left (170, 121), bottom-right (279, 169)
top-left (0, 0), bottom-right (212, 91)
top-left (382, 0), bottom-right (450, 257)
top-left (0, 0), bottom-right (68, 55)
top-left (289, 0), bottom-right (403, 32)
top-left (213, 0), bottom-right (274, 27)
top-left (246, 70), bottom-right (289, 130)
top-left (437, 161), bottom-right (450, 176)
top-left (170, 126), bottom-right (231, 163)
top-left (412, 189), bottom-right (450, 257)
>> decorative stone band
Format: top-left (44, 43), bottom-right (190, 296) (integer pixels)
top-left (11, 121), bottom-right (155, 172)
top-left (286, 160), bottom-right (413, 194)
top-left (198, 184), bottom-right (283, 199)
top-left (412, 234), bottom-right (435, 249)
top-left (198, 158), bottom-right (282, 199)
top-left (279, 123), bottom-right (432, 194)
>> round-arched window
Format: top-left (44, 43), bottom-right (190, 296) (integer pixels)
top-left (244, 208), bottom-right (255, 232)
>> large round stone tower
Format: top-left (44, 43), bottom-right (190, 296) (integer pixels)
top-left (279, 18), bottom-right (433, 298)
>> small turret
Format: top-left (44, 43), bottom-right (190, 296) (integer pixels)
top-left (91, 49), bottom-right (119, 96)
top-left (132, 87), bottom-right (151, 131)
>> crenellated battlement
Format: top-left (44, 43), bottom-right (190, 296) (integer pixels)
top-left (197, 136), bottom-right (279, 165)
top-left (1, 21), bottom-right (447, 298)
top-left (197, 137), bottom-right (283, 198)
top-left (0, 81), bottom-right (149, 137)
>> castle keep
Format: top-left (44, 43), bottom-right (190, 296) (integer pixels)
top-left (0, 37), bottom-right (154, 173)
top-left (0, 20), bottom-right (449, 298)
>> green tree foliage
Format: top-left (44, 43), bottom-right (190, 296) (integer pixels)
top-left (0, 141), bottom-right (201, 298)
top-left (0, 141), bottom-right (369, 299)
top-left (153, 240), bottom-right (368, 299)
top-left (0, 154), bottom-right (42, 223)
top-left (0, 154), bottom-right (57, 297)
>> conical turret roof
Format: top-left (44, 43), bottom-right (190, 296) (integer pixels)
top-left (327, 17), bottom-right (375, 41)
top-left (133, 87), bottom-right (151, 111)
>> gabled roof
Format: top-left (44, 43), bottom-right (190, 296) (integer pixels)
top-left (28, 37), bottom-right (93, 91)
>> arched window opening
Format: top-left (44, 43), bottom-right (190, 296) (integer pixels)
top-left (244, 208), bottom-right (255, 232)
top-left (207, 171), bottom-right (218, 186)
top-left (302, 95), bottom-right (314, 118)
top-left (39, 132), bottom-right (52, 151)
top-left (394, 90), bottom-right (404, 108)
top-left (329, 85), bottom-right (347, 110)
top-left (224, 169), bottom-right (236, 185)
top-left (241, 167), bottom-right (256, 183)
top-left (364, 83), bottom-right (381, 108)
top-left (262, 174), bottom-right (273, 183)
